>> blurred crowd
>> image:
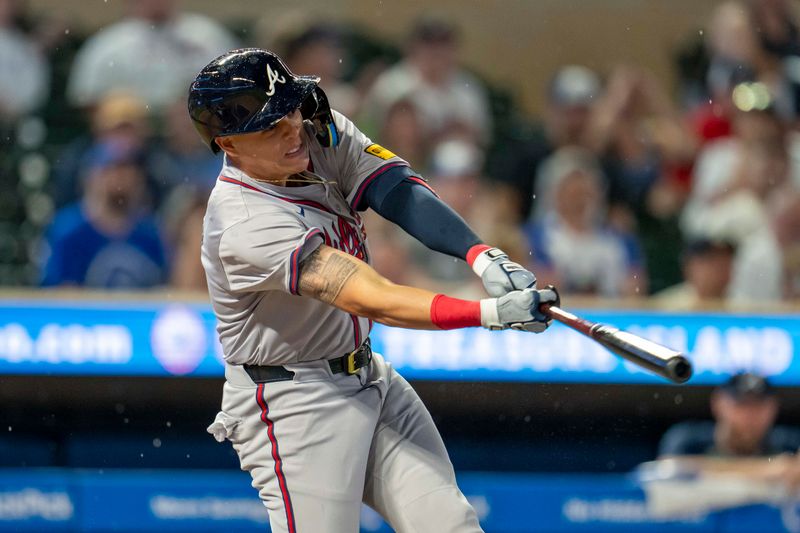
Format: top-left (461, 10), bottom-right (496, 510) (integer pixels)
top-left (2, 0), bottom-right (800, 305)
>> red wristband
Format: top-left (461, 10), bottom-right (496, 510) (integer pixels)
top-left (466, 244), bottom-right (492, 267)
top-left (430, 294), bottom-right (481, 330)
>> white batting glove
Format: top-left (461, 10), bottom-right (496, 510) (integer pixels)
top-left (479, 287), bottom-right (558, 333)
top-left (471, 247), bottom-right (537, 297)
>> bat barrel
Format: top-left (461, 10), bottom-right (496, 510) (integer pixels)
top-left (542, 305), bottom-right (693, 384)
top-left (592, 325), bottom-right (693, 384)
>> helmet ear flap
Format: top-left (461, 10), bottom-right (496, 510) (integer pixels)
top-left (302, 87), bottom-right (339, 148)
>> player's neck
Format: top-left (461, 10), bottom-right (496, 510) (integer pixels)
top-left (227, 154), bottom-right (316, 188)
top-left (227, 158), bottom-right (289, 187)
top-left (251, 174), bottom-right (313, 187)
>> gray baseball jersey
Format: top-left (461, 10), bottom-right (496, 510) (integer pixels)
top-left (201, 110), bottom-right (407, 366)
top-left (204, 109), bottom-right (483, 533)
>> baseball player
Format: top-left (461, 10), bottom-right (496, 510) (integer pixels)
top-left (190, 48), bottom-right (558, 533)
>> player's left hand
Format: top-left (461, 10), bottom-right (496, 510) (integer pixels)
top-left (472, 247), bottom-right (537, 297)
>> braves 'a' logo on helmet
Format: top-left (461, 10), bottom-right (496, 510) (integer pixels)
top-left (265, 64), bottom-right (286, 97)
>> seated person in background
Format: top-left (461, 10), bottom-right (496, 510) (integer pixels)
top-left (40, 141), bottom-right (167, 288)
top-left (659, 373), bottom-right (800, 458)
top-left (644, 373), bottom-right (800, 515)
top-left (657, 373), bottom-right (800, 492)
top-left (523, 147), bottom-right (646, 298)
top-left (654, 238), bottom-right (735, 309)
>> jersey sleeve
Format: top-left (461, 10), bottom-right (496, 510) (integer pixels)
top-left (218, 211), bottom-right (325, 294)
top-left (328, 110), bottom-right (409, 209)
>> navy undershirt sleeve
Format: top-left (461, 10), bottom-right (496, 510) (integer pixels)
top-left (360, 166), bottom-right (482, 260)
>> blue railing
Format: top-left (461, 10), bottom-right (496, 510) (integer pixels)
top-left (0, 468), bottom-right (795, 531)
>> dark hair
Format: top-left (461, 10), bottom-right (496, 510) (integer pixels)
top-left (283, 24), bottom-right (342, 62)
top-left (408, 15), bottom-right (458, 44)
top-left (681, 238), bottom-right (736, 261)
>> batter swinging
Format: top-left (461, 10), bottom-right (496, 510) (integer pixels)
top-left (190, 48), bottom-right (557, 533)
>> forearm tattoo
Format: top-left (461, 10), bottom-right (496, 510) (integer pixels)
top-left (298, 248), bottom-right (358, 304)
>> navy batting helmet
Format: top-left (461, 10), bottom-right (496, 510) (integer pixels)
top-left (188, 48), bottom-right (338, 154)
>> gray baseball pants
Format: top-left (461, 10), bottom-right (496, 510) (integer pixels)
top-left (208, 352), bottom-right (483, 533)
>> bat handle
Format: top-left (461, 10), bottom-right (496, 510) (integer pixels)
top-left (541, 304), bottom-right (595, 336)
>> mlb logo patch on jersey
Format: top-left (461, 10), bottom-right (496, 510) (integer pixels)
top-left (364, 144), bottom-right (396, 160)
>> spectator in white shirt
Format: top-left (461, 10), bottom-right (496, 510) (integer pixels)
top-left (682, 92), bottom-right (799, 301)
top-left (361, 15), bottom-right (493, 146)
top-left (66, 0), bottom-right (237, 112)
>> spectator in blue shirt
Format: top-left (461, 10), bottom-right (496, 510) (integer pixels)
top-left (40, 141), bottom-right (167, 288)
top-left (523, 147), bottom-right (646, 297)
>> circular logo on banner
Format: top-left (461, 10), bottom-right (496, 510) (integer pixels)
top-left (150, 306), bottom-right (207, 375)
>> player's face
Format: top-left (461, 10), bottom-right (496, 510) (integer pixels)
top-left (217, 109), bottom-right (310, 183)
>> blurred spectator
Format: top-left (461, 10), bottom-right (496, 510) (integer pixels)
top-left (688, 1), bottom-right (800, 130)
top-left (405, 138), bottom-right (522, 297)
top-left (654, 238), bottom-right (736, 309)
top-left (660, 373), bottom-right (800, 457)
top-left (40, 141), bottom-right (167, 288)
top-left (586, 66), bottom-right (697, 225)
top-left (150, 99), bottom-right (222, 193)
top-left (682, 93), bottom-right (800, 301)
top-left (0, 0), bottom-right (49, 122)
top-left (653, 373), bottom-right (800, 498)
top-left (685, 2), bottom-right (758, 143)
top-left (523, 148), bottom-right (646, 298)
top-left (66, 0), bottom-right (237, 111)
top-left (584, 66), bottom-right (696, 293)
top-left (361, 15), bottom-right (492, 147)
top-left (262, 14), bottom-right (359, 117)
top-left (162, 187), bottom-right (208, 290)
top-left (682, 1), bottom-right (797, 115)
top-left (748, 0), bottom-right (800, 59)
top-left (492, 65), bottom-right (602, 222)
top-left (378, 96), bottom-right (427, 170)
top-left (52, 91), bottom-right (152, 207)
top-left (53, 92), bottom-right (213, 212)
top-left (359, 210), bottom-right (427, 288)
top-left (775, 192), bottom-right (800, 298)
top-left (726, 187), bottom-right (800, 302)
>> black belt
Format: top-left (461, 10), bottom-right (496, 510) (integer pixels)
top-left (243, 339), bottom-right (372, 384)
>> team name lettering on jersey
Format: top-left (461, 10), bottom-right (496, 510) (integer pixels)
top-left (322, 215), bottom-right (367, 261)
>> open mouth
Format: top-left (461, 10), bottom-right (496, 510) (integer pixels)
top-left (286, 140), bottom-right (305, 158)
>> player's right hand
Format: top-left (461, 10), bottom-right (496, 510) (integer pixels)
top-left (480, 287), bottom-right (559, 333)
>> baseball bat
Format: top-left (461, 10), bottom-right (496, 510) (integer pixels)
top-left (541, 305), bottom-right (693, 384)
